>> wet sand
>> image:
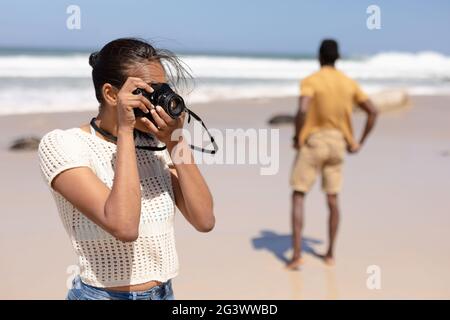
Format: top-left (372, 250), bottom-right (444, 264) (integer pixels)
top-left (0, 95), bottom-right (449, 299)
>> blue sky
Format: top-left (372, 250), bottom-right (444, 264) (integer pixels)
top-left (0, 0), bottom-right (449, 55)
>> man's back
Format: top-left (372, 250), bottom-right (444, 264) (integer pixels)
top-left (288, 39), bottom-right (378, 270)
top-left (299, 66), bottom-right (368, 148)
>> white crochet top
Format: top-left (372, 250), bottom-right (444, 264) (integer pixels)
top-left (37, 124), bottom-right (179, 287)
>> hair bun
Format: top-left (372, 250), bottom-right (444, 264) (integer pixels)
top-left (89, 52), bottom-right (99, 68)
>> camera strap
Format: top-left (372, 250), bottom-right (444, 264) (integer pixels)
top-left (89, 117), bottom-right (166, 151)
top-left (89, 111), bottom-right (218, 155)
top-left (185, 108), bottom-right (218, 155)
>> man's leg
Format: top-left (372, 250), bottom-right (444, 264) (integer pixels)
top-left (288, 141), bottom-right (317, 269)
top-left (325, 193), bottom-right (339, 265)
top-left (287, 190), bottom-right (305, 269)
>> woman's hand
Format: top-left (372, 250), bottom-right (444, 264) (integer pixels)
top-left (139, 106), bottom-right (185, 146)
top-left (139, 105), bottom-right (215, 233)
top-left (116, 77), bottom-right (154, 132)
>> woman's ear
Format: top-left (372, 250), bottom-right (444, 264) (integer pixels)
top-left (102, 83), bottom-right (118, 106)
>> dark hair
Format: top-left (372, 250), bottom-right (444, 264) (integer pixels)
top-left (88, 37), bottom-right (191, 104)
top-left (319, 39), bottom-right (340, 65)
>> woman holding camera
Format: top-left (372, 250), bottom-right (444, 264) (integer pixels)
top-left (38, 38), bottom-right (215, 300)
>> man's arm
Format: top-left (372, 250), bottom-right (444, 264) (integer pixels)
top-left (355, 99), bottom-right (378, 150)
top-left (293, 96), bottom-right (312, 149)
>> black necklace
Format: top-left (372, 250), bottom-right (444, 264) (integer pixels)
top-left (89, 117), bottom-right (166, 151)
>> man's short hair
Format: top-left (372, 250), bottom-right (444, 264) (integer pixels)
top-left (319, 39), bottom-right (340, 64)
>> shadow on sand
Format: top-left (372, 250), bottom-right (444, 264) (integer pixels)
top-left (251, 230), bottom-right (323, 264)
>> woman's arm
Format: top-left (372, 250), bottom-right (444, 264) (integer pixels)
top-left (52, 129), bottom-right (141, 242)
top-left (167, 140), bottom-right (215, 232)
top-left (52, 77), bottom-right (154, 242)
top-left (139, 106), bottom-right (215, 232)
top-left (103, 128), bottom-right (141, 240)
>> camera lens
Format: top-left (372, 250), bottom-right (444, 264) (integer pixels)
top-left (166, 96), bottom-right (185, 117)
top-left (149, 83), bottom-right (185, 118)
top-left (169, 100), bottom-right (178, 112)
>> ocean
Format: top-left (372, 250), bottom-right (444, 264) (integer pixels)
top-left (1, 49), bottom-right (450, 115)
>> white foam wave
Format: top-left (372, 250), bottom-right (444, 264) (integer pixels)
top-left (0, 54), bottom-right (90, 78)
top-left (0, 51), bottom-right (449, 115)
top-left (1, 51), bottom-right (450, 80)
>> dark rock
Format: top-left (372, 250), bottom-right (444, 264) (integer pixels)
top-left (440, 150), bottom-right (450, 157)
top-left (9, 136), bottom-right (41, 151)
top-left (268, 114), bottom-right (295, 126)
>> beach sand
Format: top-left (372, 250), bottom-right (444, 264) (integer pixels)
top-left (1, 95), bottom-right (449, 299)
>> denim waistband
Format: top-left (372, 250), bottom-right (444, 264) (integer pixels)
top-left (69, 275), bottom-right (173, 300)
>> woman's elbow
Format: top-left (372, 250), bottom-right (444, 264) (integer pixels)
top-left (195, 214), bottom-right (215, 233)
top-left (104, 207), bottom-right (140, 242)
top-left (111, 227), bottom-right (139, 242)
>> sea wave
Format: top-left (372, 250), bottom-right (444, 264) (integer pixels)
top-left (0, 51), bottom-right (449, 115)
top-left (1, 51), bottom-right (450, 80)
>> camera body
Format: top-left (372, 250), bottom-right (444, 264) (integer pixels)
top-left (133, 83), bottom-right (185, 121)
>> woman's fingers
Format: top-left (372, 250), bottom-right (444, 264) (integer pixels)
top-left (130, 95), bottom-right (153, 110)
top-left (123, 77), bottom-right (153, 94)
top-left (178, 111), bottom-right (186, 125)
top-left (155, 105), bottom-right (176, 125)
top-left (140, 117), bottom-right (159, 134)
top-left (150, 108), bottom-right (168, 130)
top-left (129, 100), bottom-right (149, 115)
top-left (133, 79), bottom-right (153, 94)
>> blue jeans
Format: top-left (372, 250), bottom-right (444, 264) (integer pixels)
top-left (66, 276), bottom-right (175, 300)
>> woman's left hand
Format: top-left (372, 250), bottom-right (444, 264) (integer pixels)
top-left (139, 105), bottom-right (185, 146)
top-left (141, 105), bottom-right (215, 233)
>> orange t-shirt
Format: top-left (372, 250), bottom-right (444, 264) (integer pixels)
top-left (299, 66), bottom-right (368, 148)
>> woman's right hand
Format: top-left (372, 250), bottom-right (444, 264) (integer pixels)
top-left (116, 77), bottom-right (154, 132)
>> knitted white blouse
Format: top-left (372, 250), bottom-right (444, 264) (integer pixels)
top-left (37, 125), bottom-right (179, 287)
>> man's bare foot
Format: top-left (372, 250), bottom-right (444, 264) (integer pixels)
top-left (323, 255), bottom-right (335, 266)
top-left (286, 257), bottom-right (304, 270)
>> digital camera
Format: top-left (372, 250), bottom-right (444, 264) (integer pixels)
top-left (133, 83), bottom-right (185, 120)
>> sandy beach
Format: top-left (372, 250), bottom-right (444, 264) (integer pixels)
top-left (1, 95), bottom-right (449, 299)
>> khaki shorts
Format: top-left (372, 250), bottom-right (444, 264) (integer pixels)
top-left (290, 129), bottom-right (346, 194)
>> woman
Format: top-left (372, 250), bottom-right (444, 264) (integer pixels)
top-left (38, 38), bottom-right (215, 300)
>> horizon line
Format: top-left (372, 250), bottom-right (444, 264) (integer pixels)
top-left (0, 45), bottom-right (448, 59)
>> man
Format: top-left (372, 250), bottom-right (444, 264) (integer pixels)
top-left (287, 39), bottom-right (378, 269)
